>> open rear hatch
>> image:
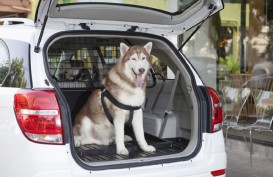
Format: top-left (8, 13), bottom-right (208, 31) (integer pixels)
top-left (35, 0), bottom-right (223, 36)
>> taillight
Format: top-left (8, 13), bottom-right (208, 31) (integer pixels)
top-left (207, 87), bottom-right (223, 133)
top-left (211, 169), bottom-right (226, 176)
top-left (14, 89), bottom-right (64, 144)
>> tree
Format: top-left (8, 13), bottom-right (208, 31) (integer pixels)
top-left (2, 58), bottom-right (26, 88)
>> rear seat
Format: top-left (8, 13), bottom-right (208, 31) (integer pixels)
top-left (143, 79), bottom-right (177, 138)
top-left (55, 57), bottom-right (94, 88)
top-left (56, 58), bottom-right (84, 80)
top-left (143, 71), bottom-right (191, 139)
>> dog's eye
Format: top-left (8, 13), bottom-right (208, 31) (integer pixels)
top-left (142, 57), bottom-right (146, 60)
top-left (131, 58), bottom-right (136, 61)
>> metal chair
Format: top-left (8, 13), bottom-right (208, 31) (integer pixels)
top-left (248, 76), bottom-right (273, 136)
top-left (222, 80), bottom-right (252, 142)
top-left (223, 76), bottom-right (273, 137)
top-left (237, 76), bottom-right (273, 164)
top-left (222, 79), bottom-right (259, 166)
top-left (251, 89), bottom-right (273, 133)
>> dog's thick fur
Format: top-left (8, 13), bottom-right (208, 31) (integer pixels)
top-left (73, 42), bottom-right (156, 155)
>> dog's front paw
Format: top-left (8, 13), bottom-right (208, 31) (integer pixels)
top-left (117, 147), bottom-right (129, 155)
top-left (141, 145), bottom-right (156, 152)
top-left (75, 140), bottom-right (81, 147)
top-left (74, 136), bottom-right (81, 147)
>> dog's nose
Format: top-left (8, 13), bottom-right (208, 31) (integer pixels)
top-left (139, 68), bottom-right (145, 74)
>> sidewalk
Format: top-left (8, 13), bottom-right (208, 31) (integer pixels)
top-left (226, 138), bottom-right (273, 177)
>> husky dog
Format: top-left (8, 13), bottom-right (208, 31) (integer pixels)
top-left (73, 42), bottom-right (156, 155)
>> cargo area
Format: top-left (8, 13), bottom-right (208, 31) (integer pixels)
top-left (76, 128), bottom-right (189, 162)
top-left (46, 33), bottom-right (199, 165)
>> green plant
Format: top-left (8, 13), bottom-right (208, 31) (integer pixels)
top-left (219, 55), bottom-right (240, 74)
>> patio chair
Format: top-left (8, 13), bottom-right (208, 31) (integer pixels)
top-left (224, 76), bottom-right (273, 140)
top-left (248, 76), bottom-right (273, 137)
top-left (228, 76), bottom-right (273, 166)
top-left (222, 79), bottom-right (259, 166)
top-left (222, 80), bottom-right (252, 143)
top-left (251, 89), bottom-right (273, 133)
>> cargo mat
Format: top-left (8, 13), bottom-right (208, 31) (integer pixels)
top-left (76, 131), bottom-right (189, 162)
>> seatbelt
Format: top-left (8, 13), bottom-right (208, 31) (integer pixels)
top-left (159, 70), bottom-right (180, 138)
top-left (145, 82), bottom-right (164, 112)
top-left (101, 89), bottom-right (141, 125)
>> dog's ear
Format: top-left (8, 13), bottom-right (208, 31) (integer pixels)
top-left (144, 42), bottom-right (153, 54)
top-left (120, 43), bottom-right (129, 56)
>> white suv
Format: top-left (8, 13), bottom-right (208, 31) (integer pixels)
top-left (0, 0), bottom-right (226, 177)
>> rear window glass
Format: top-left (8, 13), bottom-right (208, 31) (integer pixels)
top-left (58, 0), bottom-right (199, 14)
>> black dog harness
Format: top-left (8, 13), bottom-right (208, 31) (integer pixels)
top-left (101, 89), bottom-right (141, 125)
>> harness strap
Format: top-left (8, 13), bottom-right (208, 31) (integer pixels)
top-left (101, 89), bottom-right (141, 125)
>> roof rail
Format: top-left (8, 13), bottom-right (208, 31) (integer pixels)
top-left (0, 18), bottom-right (34, 26)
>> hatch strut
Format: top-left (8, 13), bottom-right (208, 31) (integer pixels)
top-left (34, 0), bottom-right (53, 53)
top-left (177, 4), bottom-right (217, 51)
top-left (34, 15), bottom-right (48, 53)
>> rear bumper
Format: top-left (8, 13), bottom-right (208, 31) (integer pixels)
top-left (68, 130), bottom-right (226, 177)
top-left (0, 131), bottom-right (226, 177)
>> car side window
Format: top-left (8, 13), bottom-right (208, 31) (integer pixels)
top-left (0, 39), bottom-right (31, 88)
top-left (151, 55), bottom-right (174, 80)
top-left (0, 39), bottom-right (10, 86)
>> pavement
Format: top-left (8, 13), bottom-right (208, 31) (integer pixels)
top-left (225, 137), bottom-right (273, 177)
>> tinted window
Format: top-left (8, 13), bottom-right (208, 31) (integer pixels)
top-left (0, 39), bottom-right (10, 86)
top-left (58, 0), bottom-right (199, 14)
top-left (1, 39), bottom-right (31, 88)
